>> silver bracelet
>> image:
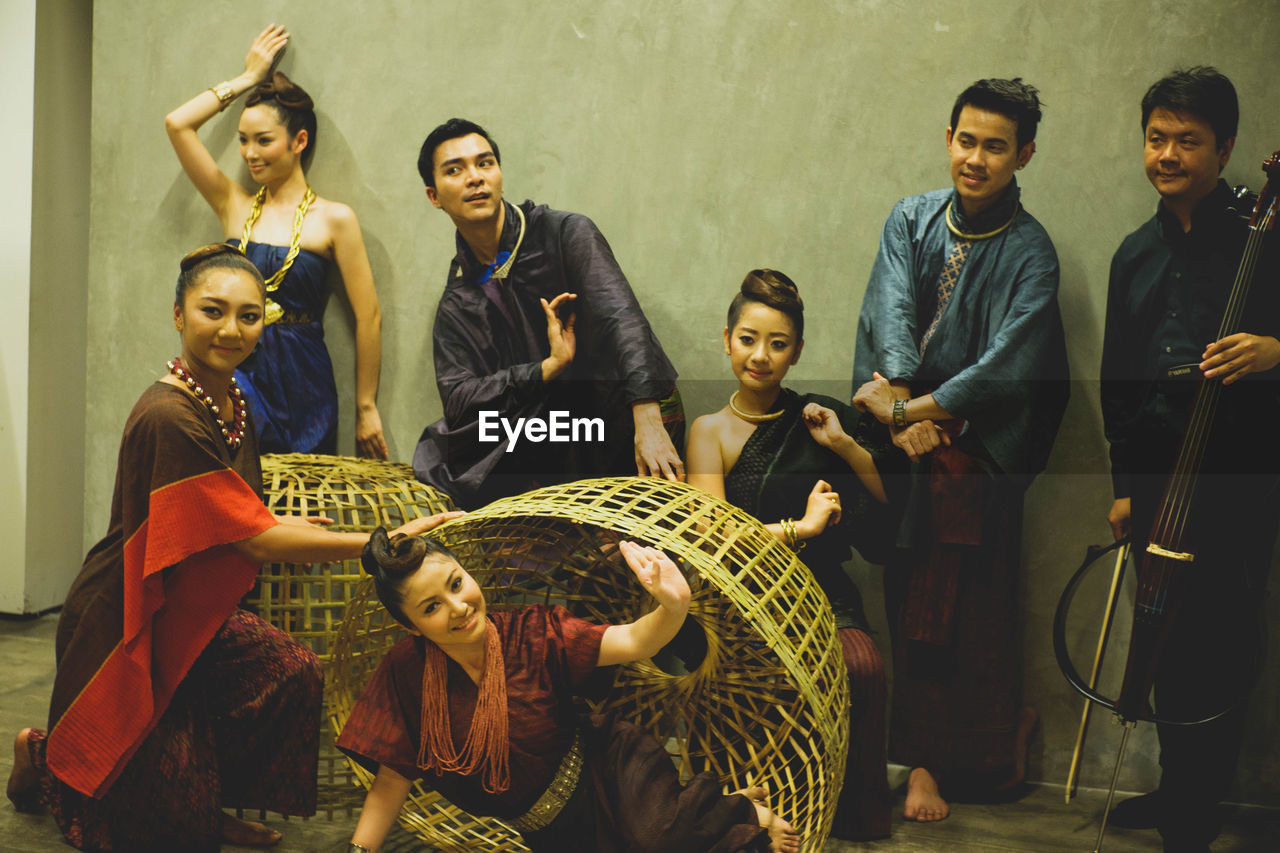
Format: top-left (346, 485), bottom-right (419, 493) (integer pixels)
top-left (348, 844), bottom-right (371, 853)
top-left (892, 397), bottom-right (908, 428)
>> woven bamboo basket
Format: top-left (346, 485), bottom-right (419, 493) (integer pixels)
top-left (247, 453), bottom-right (458, 815)
top-left (329, 476), bottom-right (848, 852)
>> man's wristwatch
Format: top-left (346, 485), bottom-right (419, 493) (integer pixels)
top-left (892, 397), bottom-right (908, 428)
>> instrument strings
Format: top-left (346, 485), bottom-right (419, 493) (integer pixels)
top-left (1146, 200), bottom-right (1276, 608)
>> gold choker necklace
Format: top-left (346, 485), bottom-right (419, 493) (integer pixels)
top-left (944, 200), bottom-right (1020, 240)
top-left (729, 390), bottom-right (784, 423)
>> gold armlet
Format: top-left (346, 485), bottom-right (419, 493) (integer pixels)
top-left (208, 81), bottom-right (236, 111)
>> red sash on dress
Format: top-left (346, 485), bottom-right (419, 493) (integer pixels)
top-left (47, 468), bottom-right (275, 798)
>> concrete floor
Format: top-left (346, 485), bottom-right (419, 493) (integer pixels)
top-left (3, 613), bottom-right (1277, 853)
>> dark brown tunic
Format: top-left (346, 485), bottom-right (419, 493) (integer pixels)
top-left (30, 382), bottom-right (321, 851)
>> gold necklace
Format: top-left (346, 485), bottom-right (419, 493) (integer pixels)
top-left (729, 390), bottom-right (784, 423)
top-left (944, 200), bottom-right (1020, 241)
top-left (239, 185), bottom-right (315, 325)
top-left (489, 204), bottom-right (526, 280)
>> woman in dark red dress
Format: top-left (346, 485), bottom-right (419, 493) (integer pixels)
top-left (337, 529), bottom-right (801, 853)
top-left (6, 244), bottom-right (454, 852)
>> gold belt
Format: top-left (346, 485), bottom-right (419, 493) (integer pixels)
top-left (505, 730), bottom-right (584, 834)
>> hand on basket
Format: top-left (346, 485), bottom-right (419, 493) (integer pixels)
top-left (391, 511), bottom-right (465, 539)
top-left (274, 513), bottom-right (334, 527)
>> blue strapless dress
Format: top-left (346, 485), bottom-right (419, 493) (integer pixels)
top-left (232, 240), bottom-right (338, 454)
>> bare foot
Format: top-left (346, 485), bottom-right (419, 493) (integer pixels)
top-left (220, 813), bottom-right (282, 848)
top-left (904, 767), bottom-right (949, 822)
top-left (994, 705), bottom-right (1039, 792)
top-left (7, 729), bottom-right (41, 813)
top-left (733, 787), bottom-right (800, 853)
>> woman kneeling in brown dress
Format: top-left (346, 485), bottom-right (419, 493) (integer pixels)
top-left (7, 244), bottom-right (453, 851)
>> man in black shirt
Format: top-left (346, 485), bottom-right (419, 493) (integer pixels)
top-left (1101, 67), bottom-right (1280, 853)
top-left (411, 119), bottom-right (683, 507)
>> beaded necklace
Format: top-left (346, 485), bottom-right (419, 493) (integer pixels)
top-left (417, 620), bottom-right (510, 794)
top-left (167, 357), bottom-right (247, 448)
top-left (239, 184), bottom-right (315, 325)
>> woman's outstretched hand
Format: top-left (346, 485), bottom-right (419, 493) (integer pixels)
top-left (245, 24), bottom-right (289, 85)
top-left (619, 540), bottom-right (690, 613)
top-left (390, 511), bottom-right (465, 540)
top-left (597, 541), bottom-right (691, 666)
top-left (274, 513), bottom-right (334, 527)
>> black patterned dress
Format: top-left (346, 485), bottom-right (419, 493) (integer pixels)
top-left (723, 389), bottom-right (901, 840)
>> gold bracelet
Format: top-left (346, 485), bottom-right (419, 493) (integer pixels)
top-left (208, 80), bottom-right (236, 111)
top-left (792, 518), bottom-right (806, 551)
top-left (780, 518), bottom-right (807, 553)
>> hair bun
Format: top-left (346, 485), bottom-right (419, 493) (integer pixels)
top-left (727, 268), bottom-right (806, 342)
top-left (741, 268), bottom-right (802, 308)
top-left (361, 526), bottom-right (426, 579)
top-left (268, 71), bottom-right (313, 111)
top-left (248, 71), bottom-right (314, 112)
top-left (179, 242), bottom-right (247, 273)
top-left (754, 269), bottom-right (797, 295)
top-left (174, 242), bottom-right (264, 305)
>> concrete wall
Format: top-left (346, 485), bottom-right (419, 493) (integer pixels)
top-left (0, 1), bottom-right (37, 614)
top-left (77, 1), bottom-right (1280, 800)
top-left (0, 0), bottom-right (90, 614)
top-left (26, 1), bottom-right (91, 613)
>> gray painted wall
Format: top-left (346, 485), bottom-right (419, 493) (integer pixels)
top-left (81, 1), bottom-right (1280, 800)
top-left (27, 0), bottom-right (90, 612)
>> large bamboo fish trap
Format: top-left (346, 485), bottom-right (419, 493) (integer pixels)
top-left (247, 453), bottom-right (458, 815)
top-left (328, 476), bottom-right (848, 852)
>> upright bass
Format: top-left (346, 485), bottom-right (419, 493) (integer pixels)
top-left (1054, 150), bottom-right (1280, 852)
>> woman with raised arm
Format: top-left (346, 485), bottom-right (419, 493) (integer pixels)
top-left (165, 25), bottom-right (387, 458)
top-left (6, 245), bottom-right (456, 850)
top-left (336, 530), bottom-right (800, 853)
top-left (686, 269), bottom-right (906, 841)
